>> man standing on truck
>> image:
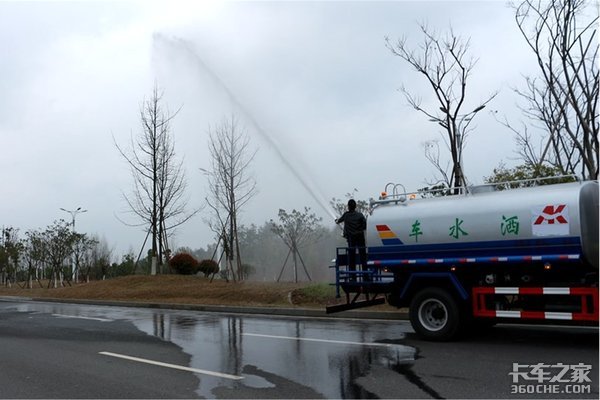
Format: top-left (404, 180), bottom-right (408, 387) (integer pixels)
top-left (335, 199), bottom-right (369, 281)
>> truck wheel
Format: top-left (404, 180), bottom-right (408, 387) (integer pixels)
top-left (409, 288), bottom-right (461, 341)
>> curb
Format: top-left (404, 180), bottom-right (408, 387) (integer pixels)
top-left (0, 296), bottom-right (408, 321)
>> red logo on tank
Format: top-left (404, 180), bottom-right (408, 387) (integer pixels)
top-left (533, 205), bottom-right (568, 225)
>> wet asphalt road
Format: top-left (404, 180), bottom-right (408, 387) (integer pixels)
top-left (0, 299), bottom-right (597, 399)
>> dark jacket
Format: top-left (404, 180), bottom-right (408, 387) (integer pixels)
top-left (337, 210), bottom-right (366, 238)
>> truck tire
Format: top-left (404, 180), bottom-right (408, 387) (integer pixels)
top-left (409, 287), bottom-right (461, 341)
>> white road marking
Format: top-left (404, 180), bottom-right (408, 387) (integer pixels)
top-left (243, 333), bottom-right (397, 348)
top-left (99, 351), bottom-right (244, 380)
top-left (52, 314), bottom-right (113, 322)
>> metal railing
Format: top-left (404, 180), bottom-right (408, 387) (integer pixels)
top-left (370, 175), bottom-right (580, 209)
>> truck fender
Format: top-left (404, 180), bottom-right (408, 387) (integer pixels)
top-left (399, 272), bottom-right (469, 302)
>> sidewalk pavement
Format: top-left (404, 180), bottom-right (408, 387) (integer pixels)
top-left (0, 296), bottom-right (409, 321)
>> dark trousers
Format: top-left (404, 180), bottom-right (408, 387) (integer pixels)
top-left (347, 234), bottom-right (368, 280)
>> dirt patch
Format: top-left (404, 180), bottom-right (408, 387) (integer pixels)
top-left (0, 275), bottom-right (337, 308)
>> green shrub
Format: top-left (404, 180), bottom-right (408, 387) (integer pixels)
top-left (169, 253), bottom-right (199, 275)
top-left (294, 283), bottom-right (336, 302)
top-left (198, 259), bottom-right (219, 277)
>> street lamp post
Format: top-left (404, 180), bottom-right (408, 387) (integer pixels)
top-left (60, 207), bottom-right (87, 231)
top-left (456, 104), bottom-right (486, 188)
top-left (60, 207), bottom-right (87, 282)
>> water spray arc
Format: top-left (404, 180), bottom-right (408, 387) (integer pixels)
top-left (153, 33), bottom-right (337, 220)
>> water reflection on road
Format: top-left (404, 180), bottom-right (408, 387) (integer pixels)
top-left (135, 309), bottom-right (415, 398)
top-left (6, 301), bottom-right (414, 398)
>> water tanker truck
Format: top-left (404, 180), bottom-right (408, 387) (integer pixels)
top-left (327, 178), bottom-right (599, 341)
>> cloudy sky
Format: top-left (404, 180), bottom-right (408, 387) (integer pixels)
top-left (0, 0), bottom-right (541, 256)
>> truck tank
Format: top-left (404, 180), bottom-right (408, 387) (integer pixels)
top-left (366, 181), bottom-right (599, 269)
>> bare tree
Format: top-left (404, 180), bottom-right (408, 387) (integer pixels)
top-left (330, 189), bottom-right (370, 218)
top-left (22, 230), bottom-right (45, 288)
top-left (270, 208), bottom-right (322, 283)
top-left (41, 220), bottom-right (75, 288)
top-left (386, 24), bottom-right (497, 190)
top-left (202, 115), bottom-right (257, 282)
top-left (0, 227), bottom-right (22, 287)
top-left (156, 116), bottom-right (197, 272)
top-left (72, 233), bottom-right (99, 283)
top-left (115, 84), bottom-right (194, 274)
top-left (508, 0), bottom-right (599, 179)
top-left (77, 235), bottom-right (113, 282)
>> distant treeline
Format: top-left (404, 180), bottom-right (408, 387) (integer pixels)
top-left (178, 223), bottom-right (345, 283)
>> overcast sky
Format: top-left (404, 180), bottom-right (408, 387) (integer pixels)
top-left (0, 0), bottom-right (542, 256)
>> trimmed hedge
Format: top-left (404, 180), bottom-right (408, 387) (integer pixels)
top-left (198, 259), bottom-right (219, 277)
top-left (169, 253), bottom-right (199, 275)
